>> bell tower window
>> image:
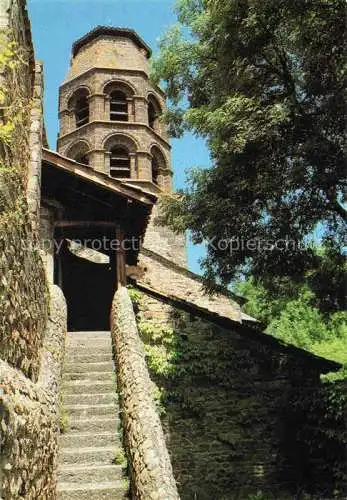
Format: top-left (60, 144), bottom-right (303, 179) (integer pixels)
top-left (148, 101), bottom-right (157, 130)
top-left (110, 147), bottom-right (131, 178)
top-left (110, 91), bottom-right (128, 121)
top-left (75, 95), bottom-right (89, 127)
top-left (152, 157), bottom-right (159, 185)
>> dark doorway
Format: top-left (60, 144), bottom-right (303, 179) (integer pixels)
top-left (58, 242), bottom-right (115, 331)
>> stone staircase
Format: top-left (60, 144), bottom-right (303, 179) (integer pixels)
top-left (57, 331), bottom-right (129, 499)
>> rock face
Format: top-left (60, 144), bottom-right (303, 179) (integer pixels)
top-left (57, 331), bottom-right (129, 500)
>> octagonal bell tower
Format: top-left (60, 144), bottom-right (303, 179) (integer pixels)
top-left (57, 26), bottom-right (173, 192)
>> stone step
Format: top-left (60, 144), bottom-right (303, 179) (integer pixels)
top-left (65, 353), bottom-right (113, 364)
top-left (60, 432), bottom-right (119, 449)
top-left (63, 380), bottom-right (116, 395)
top-left (59, 446), bottom-right (117, 466)
top-left (57, 481), bottom-right (128, 500)
top-left (68, 417), bottom-right (119, 434)
top-left (64, 392), bottom-right (116, 405)
top-left (63, 371), bottom-right (115, 382)
top-left (67, 331), bottom-right (111, 338)
top-left (58, 464), bottom-right (125, 484)
top-left (66, 334), bottom-right (112, 346)
top-left (66, 343), bottom-right (113, 353)
top-left (64, 361), bottom-right (114, 374)
top-left (65, 403), bottom-right (117, 418)
top-left (68, 330), bottom-right (110, 337)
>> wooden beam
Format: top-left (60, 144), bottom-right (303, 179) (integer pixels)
top-left (55, 221), bottom-right (119, 229)
top-left (42, 148), bottom-right (157, 206)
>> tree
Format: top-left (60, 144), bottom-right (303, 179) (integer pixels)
top-left (152, 0), bottom-right (346, 302)
top-left (235, 278), bottom-right (347, 365)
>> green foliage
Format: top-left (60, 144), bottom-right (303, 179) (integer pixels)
top-left (127, 285), bottom-right (141, 305)
top-left (235, 276), bottom-right (347, 368)
top-left (153, 0), bottom-right (346, 299)
top-left (113, 448), bottom-right (127, 468)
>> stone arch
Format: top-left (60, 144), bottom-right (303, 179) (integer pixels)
top-left (67, 87), bottom-right (91, 128)
top-left (103, 80), bottom-right (136, 122)
top-left (103, 133), bottom-right (138, 153)
top-left (66, 140), bottom-right (91, 165)
top-left (103, 134), bottom-right (138, 179)
top-left (103, 79), bottom-right (136, 98)
top-left (67, 85), bottom-right (91, 111)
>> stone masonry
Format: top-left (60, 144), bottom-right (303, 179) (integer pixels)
top-left (57, 27), bottom-right (172, 190)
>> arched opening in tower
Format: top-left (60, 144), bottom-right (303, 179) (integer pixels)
top-left (75, 93), bottom-right (89, 127)
top-left (110, 90), bottom-right (128, 121)
top-left (148, 95), bottom-right (162, 132)
top-left (110, 147), bottom-right (131, 178)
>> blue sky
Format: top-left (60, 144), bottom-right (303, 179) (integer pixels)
top-left (27, 0), bottom-right (209, 274)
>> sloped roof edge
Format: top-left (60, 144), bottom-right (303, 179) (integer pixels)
top-left (72, 26), bottom-right (152, 59)
top-left (42, 148), bottom-right (157, 206)
top-left (134, 280), bottom-right (341, 373)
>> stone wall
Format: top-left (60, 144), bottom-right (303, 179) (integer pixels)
top-left (66, 34), bottom-right (150, 82)
top-left (111, 286), bottom-right (179, 500)
top-left (133, 287), bottom-right (344, 499)
top-left (0, 361), bottom-right (58, 499)
top-left (0, 285), bottom-right (67, 500)
top-left (0, 0), bottom-right (48, 381)
top-left (0, 2), bottom-right (67, 499)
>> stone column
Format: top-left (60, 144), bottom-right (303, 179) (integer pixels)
top-left (89, 93), bottom-right (106, 121)
top-left (129, 153), bottom-right (137, 179)
top-left (133, 96), bottom-right (148, 123)
top-left (127, 98), bottom-right (135, 122)
top-left (90, 150), bottom-right (107, 174)
top-left (105, 95), bottom-right (111, 121)
top-left (162, 171), bottom-right (173, 192)
top-left (137, 151), bottom-right (152, 181)
top-left (105, 151), bottom-right (111, 176)
top-left (59, 109), bottom-right (70, 136)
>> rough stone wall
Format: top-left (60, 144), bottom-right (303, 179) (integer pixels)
top-left (134, 288), bottom-right (344, 499)
top-left (0, 285), bottom-right (67, 500)
top-left (138, 248), bottom-right (242, 320)
top-left (0, 0), bottom-right (48, 381)
top-left (27, 59), bottom-right (44, 228)
top-left (111, 287), bottom-right (179, 500)
top-left (0, 3), bottom-right (67, 499)
top-left (0, 361), bottom-right (58, 500)
top-left (39, 285), bottom-right (67, 394)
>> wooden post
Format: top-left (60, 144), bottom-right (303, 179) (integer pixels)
top-left (116, 224), bottom-right (127, 287)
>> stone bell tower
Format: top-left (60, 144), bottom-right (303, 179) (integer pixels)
top-left (57, 26), bottom-right (173, 192)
